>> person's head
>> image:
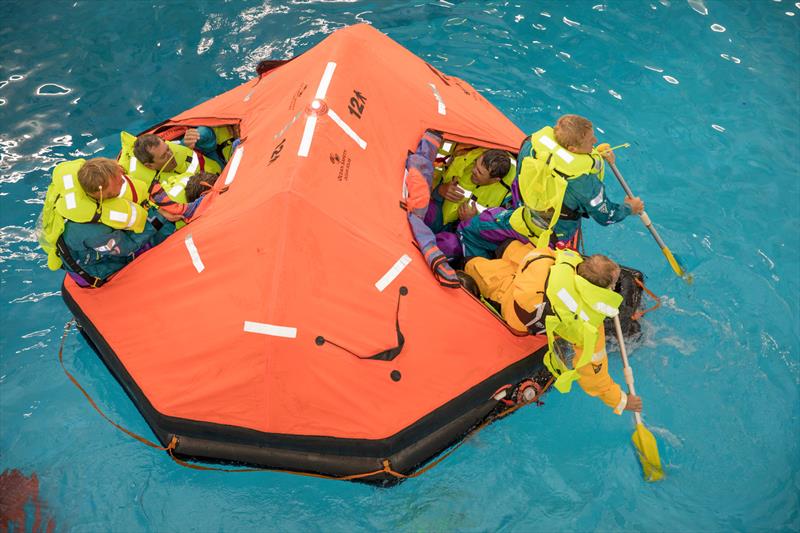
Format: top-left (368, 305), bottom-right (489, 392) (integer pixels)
top-left (471, 149), bottom-right (511, 186)
top-left (554, 114), bottom-right (596, 154)
top-left (185, 172), bottom-right (220, 202)
top-left (77, 157), bottom-right (125, 201)
top-left (577, 254), bottom-right (620, 289)
top-left (133, 134), bottom-right (176, 172)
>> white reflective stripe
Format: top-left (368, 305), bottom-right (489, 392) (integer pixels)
top-left (428, 82), bottom-right (446, 115)
top-left (556, 287), bottom-right (579, 313)
top-left (129, 157), bottom-right (137, 172)
top-left (125, 205), bottom-right (138, 229)
top-left (62, 174), bottom-right (74, 190)
top-left (556, 148), bottom-right (574, 164)
top-left (589, 187), bottom-right (605, 207)
top-left (244, 321), bottom-right (297, 339)
top-left (540, 135), bottom-right (557, 150)
top-left (614, 390), bottom-right (628, 415)
top-left (315, 62), bottom-right (337, 100)
top-left (117, 179), bottom-right (128, 198)
top-left (473, 200), bottom-right (488, 213)
top-left (591, 348), bottom-right (606, 363)
top-left (180, 176), bottom-right (190, 186)
top-left (64, 192), bottom-right (77, 210)
top-left (93, 239), bottom-right (114, 252)
top-left (184, 234), bottom-right (204, 273)
top-left (579, 310), bottom-right (590, 322)
top-left (328, 108), bottom-right (367, 150)
top-left (510, 157), bottom-right (517, 167)
top-left (186, 152), bottom-right (200, 174)
top-left (108, 210), bottom-right (128, 223)
top-left (168, 184), bottom-right (185, 197)
top-left (297, 115), bottom-right (318, 157)
top-left (375, 254), bottom-right (412, 292)
top-left (594, 301), bottom-right (619, 317)
top-left (524, 303), bottom-right (547, 327)
top-left (402, 168), bottom-right (409, 199)
top-left (442, 141), bottom-right (453, 152)
top-left (224, 146), bottom-right (244, 185)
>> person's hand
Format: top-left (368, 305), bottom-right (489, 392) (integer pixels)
top-left (458, 201), bottom-right (478, 221)
top-left (596, 142), bottom-right (616, 164)
top-left (624, 196), bottom-right (644, 215)
top-left (183, 128), bottom-right (200, 149)
top-left (158, 207), bottom-right (184, 222)
top-left (438, 180), bottom-right (467, 202)
top-left (624, 394), bottom-right (643, 412)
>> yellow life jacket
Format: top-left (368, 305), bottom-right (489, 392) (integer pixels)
top-left (509, 126), bottom-right (605, 247)
top-left (542, 249), bottom-right (622, 393)
top-left (117, 131), bottom-right (221, 203)
top-left (39, 159), bottom-right (151, 270)
top-left (212, 125), bottom-right (237, 163)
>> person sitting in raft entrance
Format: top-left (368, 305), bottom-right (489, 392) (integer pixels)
top-left (39, 157), bottom-right (175, 288)
top-left (179, 124), bottom-right (240, 168)
top-left (457, 114), bottom-right (645, 259)
top-left (149, 171), bottom-right (221, 224)
top-left (422, 147), bottom-right (516, 262)
top-left (463, 241), bottom-right (642, 415)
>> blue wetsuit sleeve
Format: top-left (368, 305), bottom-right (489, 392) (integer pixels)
top-left (179, 126), bottom-right (217, 154)
top-left (570, 175), bottom-right (631, 225)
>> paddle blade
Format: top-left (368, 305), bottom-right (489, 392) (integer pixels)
top-left (632, 423), bottom-right (664, 482)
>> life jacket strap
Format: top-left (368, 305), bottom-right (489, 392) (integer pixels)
top-left (55, 236), bottom-right (105, 288)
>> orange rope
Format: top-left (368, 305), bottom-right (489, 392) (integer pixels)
top-left (60, 318), bottom-right (553, 480)
top-left (631, 278), bottom-right (662, 320)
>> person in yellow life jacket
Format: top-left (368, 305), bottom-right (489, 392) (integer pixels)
top-left (458, 114), bottom-right (645, 258)
top-left (39, 157), bottom-right (175, 288)
top-left (464, 241), bottom-right (642, 414)
top-left (423, 148), bottom-right (515, 260)
top-left (180, 125), bottom-right (240, 167)
top-left (150, 171), bottom-right (221, 223)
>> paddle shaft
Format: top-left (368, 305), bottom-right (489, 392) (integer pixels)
top-left (613, 315), bottom-right (642, 425)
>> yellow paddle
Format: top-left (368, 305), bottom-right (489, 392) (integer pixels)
top-left (613, 315), bottom-right (664, 482)
top-left (602, 155), bottom-right (692, 282)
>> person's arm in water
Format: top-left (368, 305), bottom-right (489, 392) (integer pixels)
top-left (574, 328), bottom-right (642, 414)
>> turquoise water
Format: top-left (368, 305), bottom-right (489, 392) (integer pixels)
top-left (1, 1), bottom-right (798, 531)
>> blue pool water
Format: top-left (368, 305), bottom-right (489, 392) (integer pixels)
top-left (1, 1), bottom-right (798, 531)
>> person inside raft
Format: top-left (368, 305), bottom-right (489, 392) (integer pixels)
top-left (463, 241), bottom-right (642, 415)
top-left (456, 114), bottom-right (645, 259)
top-left (149, 171), bottom-right (221, 224)
top-left (424, 147), bottom-right (515, 257)
top-left (179, 124), bottom-right (240, 168)
top-left (41, 157), bottom-right (175, 288)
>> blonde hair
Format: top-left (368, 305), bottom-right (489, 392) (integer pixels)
top-left (78, 157), bottom-right (123, 194)
top-left (554, 114), bottom-right (593, 149)
top-left (577, 254), bottom-right (620, 288)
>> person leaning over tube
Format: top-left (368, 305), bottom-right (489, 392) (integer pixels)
top-left (463, 240), bottom-right (642, 414)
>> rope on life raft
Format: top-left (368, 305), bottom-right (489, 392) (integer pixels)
top-left (58, 317), bottom-right (553, 480)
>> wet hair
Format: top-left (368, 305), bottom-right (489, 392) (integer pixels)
top-left (577, 254), bottom-right (620, 289)
top-left (77, 157), bottom-right (122, 194)
top-left (132, 134), bottom-right (162, 165)
top-left (554, 114), bottom-right (593, 149)
top-left (185, 172), bottom-right (220, 202)
top-left (481, 150), bottom-right (511, 179)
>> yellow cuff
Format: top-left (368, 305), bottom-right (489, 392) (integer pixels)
top-left (613, 390), bottom-right (628, 415)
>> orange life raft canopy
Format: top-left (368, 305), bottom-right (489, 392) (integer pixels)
top-left (62, 24), bottom-right (550, 480)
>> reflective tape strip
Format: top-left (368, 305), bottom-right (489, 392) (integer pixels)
top-left (579, 310), bottom-right (590, 322)
top-left (108, 210), bottom-right (128, 223)
top-left (556, 287), bottom-right (578, 313)
top-left (402, 168), bottom-right (409, 199)
top-left (429, 83), bottom-right (446, 115)
top-left (93, 239), bottom-right (115, 252)
top-left (62, 174), bottom-right (74, 190)
top-left (184, 234), bottom-right (204, 273)
top-left (375, 254), bottom-right (412, 292)
top-left (540, 135), bottom-right (557, 150)
top-left (328, 108), bottom-right (367, 150)
top-left (442, 141), bottom-right (453, 152)
top-left (524, 303), bottom-right (547, 327)
top-left (297, 115), bottom-right (318, 157)
top-left (125, 206), bottom-right (138, 229)
top-left (589, 187), bottom-right (605, 207)
top-left (129, 157), bottom-right (137, 172)
top-left (224, 146), bottom-right (244, 185)
top-left (64, 192), bottom-right (77, 210)
top-left (168, 184), bottom-right (185, 198)
top-left (244, 321), bottom-right (297, 339)
top-left (556, 148), bottom-right (574, 164)
top-left (591, 348), bottom-right (606, 363)
top-left (315, 62), bottom-right (337, 100)
top-left (117, 179), bottom-right (128, 198)
top-left (186, 152), bottom-right (200, 174)
top-left (180, 176), bottom-right (190, 186)
top-left (594, 301), bottom-right (619, 317)
top-left (614, 390), bottom-right (628, 415)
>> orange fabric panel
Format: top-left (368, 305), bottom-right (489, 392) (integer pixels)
top-left (64, 24), bottom-right (544, 440)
